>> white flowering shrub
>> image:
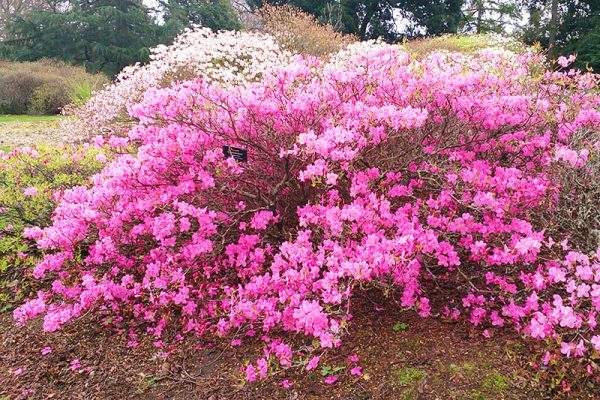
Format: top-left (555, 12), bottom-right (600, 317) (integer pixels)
top-left (64, 27), bottom-right (293, 139)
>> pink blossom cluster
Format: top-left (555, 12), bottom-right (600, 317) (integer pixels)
top-left (17, 43), bottom-right (600, 380)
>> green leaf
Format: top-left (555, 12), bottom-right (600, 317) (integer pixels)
top-left (393, 322), bottom-right (409, 332)
top-left (321, 365), bottom-right (344, 376)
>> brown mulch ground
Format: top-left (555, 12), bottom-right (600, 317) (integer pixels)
top-left (0, 292), bottom-right (561, 400)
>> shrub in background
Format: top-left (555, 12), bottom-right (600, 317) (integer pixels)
top-left (0, 59), bottom-right (107, 115)
top-left (404, 33), bottom-right (530, 57)
top-left (541, 127), bottom-right (600, 253)
top-left (258, 4), bottom-right (356, 58)
top-left (68, 75), bottom-right (111, 109)
top-left (28, 80), bottom-right (71, 115)
top-left (63, 27), bottom-right (293, 140)
top-left (0, 145), bottom-right (106, 311)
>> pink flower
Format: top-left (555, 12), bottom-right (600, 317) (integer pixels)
top-left (417, 297), bottom-right (431, 317)
top-left (574, 340), bottom-right (586, 357)
top-left (560, 342), bottom-right (575, 357)
top-left (542, 351), bottom-right (552, 366)
top-left (306, 356), bottom-right (320, 371)
top-left (350, 366), bottom-right (362, 376)
top-left (13, 368), bottom-right (24, 377)
top-left (245, 364), bottom-right (256, 382)
top-left (281, 379), bottom-right (291, 388)
top-left (95, 153), bottom-right (108, 163)
top-left (256, 358), bottom-right (268, 379)
top-left (326, 173), bottom-right (338, 185)
top-left (557, 54), bottom-right (576, 67)
top-left (70, 359), bottom-right (81, 371)
top-left (590, 335), bottom-right (600, 351)
top-left (13, 297), bottom-right (46, 325)
top-left (41, 346), bottom-right (52, 355)
top-left (348, 354), bottom-right (359, 363)
top-left (514, 237), bottom-right (541, 256)
top-left (292, 301), bottom-right (329, 337)
top-left (324, 375), bottom-right (338, 384)
top-left (23, 187), bottom-right (38, 196)
top-left (250, 211), bottom-right (275, 230)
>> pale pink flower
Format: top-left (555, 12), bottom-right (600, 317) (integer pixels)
top-left (23, 187), bottom-right (38, 196)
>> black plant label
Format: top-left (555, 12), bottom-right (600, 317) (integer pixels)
top-left (223, 146), bottom-right (248, 163)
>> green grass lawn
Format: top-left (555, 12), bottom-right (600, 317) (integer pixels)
top-left (0, 114), bottom-right (64, 123)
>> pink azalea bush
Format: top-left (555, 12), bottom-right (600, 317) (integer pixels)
top-left (16, 42), bottom-right (600, 381)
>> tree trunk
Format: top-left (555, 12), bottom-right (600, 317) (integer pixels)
top-left (359, 1), bottom-right (378, 40)
top-left (548, 0), bottom-right (559, 61)
top-left (476, 0), bottom-right (483, 33)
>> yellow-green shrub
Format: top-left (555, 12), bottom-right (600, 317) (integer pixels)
top-left (0, 59), bottom-right (108, 115)
top-left (258, 4), bottom-right (356, 58)
top-left (404, 34), bottom-right (531, 57)
top-left (0, 145), bottom-right (106, 311)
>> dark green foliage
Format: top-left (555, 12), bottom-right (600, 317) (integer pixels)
top-left (1, 0), bottom-right (166, 76)
top-left (250, 0), bottom-right (466, 40)
top-left (522, 0), bottom-right (600, 71)
top-left (562, 16), bottom-right (600, 70)
top-left (557, 1), bottom-right (600, 70)
top-left (0, 0), bottom-right (241, 76)
top-left (171, 0), bottom-right (241, 30)
top-left (461, 0), bottom-right (520, 34)
top-left (405, 0), bottom-right (464, 36)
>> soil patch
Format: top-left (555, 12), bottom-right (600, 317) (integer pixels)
top-left (0, 293), bottom-right (552, 400)
top-left (0, 118), bottom-right (67, 148)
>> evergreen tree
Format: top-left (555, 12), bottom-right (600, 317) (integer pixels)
top-left (521, 0), bottom-right (600, 70)
top-left (461, 0), bottom-right (520, 33)
top-left (169, 0), bottom-right (241, 31)
top-left (559, 1), bottom-right (600, 69)
top-left (404, 0), bottom-right (464, 36)
top-left (1, 0), bottom-right (166, 75)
